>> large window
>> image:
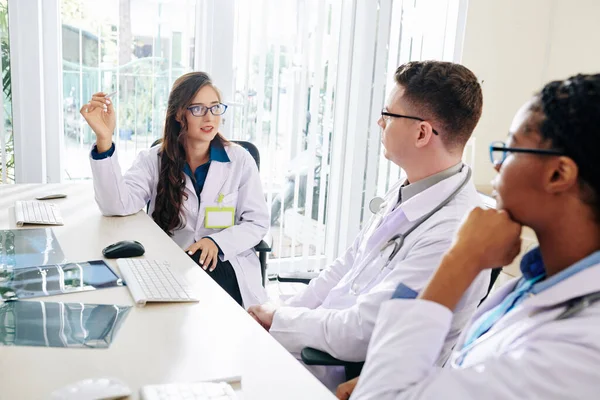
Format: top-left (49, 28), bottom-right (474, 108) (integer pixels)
top-left (229, 0), bottom-right (342, 271)
top-left (369, 0), bottom-right (468, 221)
top-left (315, 0), bottom-right (469, 257)
top-left (7, 0), bottom-right (468, 273)
top-left (61, 0), bottom-right (197, 180)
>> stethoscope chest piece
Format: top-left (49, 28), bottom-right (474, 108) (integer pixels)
top-left (369, 197), bottom-right (385, 214)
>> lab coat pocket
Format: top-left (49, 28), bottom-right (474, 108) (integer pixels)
top-left (221, 191), bottom-right (239, 206)
top-left (202, 192), bottom-right (239, 229)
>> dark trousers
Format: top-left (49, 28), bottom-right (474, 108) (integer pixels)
top-left (188, 251), bottom-right (243, 307)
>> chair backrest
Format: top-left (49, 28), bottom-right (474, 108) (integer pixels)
top-left (479, 267), bottom-right (503, 305)
top-left (232, 140), bottom-right (260, 170)
top-left (149, 138), bottom-right (260, 171)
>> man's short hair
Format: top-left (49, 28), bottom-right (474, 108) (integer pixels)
top-left (394, 61), bottom-right (483, 149)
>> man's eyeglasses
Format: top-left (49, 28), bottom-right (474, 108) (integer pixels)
top-left (187, 103), bottom-right (228, 117)
top-left (489, 141), bottom-right (564, 166)
top-left (380, 110), bottom-right (439, 135)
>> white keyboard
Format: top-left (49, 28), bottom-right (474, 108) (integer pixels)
top-left (141, 382), bottom-right (237, 400)
top-left (117, 259), bottom-right (199, 306)
top-left (14, 200), bottom-right (64, 226)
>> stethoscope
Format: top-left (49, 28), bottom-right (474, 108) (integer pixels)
top-left (349, 166), bottom-right (472, 295)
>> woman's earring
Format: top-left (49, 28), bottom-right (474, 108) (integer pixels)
top-left (222, 118), bottom-right (226, 126)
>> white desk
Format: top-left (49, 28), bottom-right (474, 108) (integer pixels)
top-left (0, 183), bottom-right (335, 400)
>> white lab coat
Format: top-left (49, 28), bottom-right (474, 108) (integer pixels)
top-left (270, 167), bottom-right (490, 364)
top-left (352, 261), bottom-right (600, 400)
top-left (89, 143), bottom-right (269, 307)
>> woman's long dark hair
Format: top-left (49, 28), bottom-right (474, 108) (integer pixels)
top-left (152, 72), bottom-right (228, 235)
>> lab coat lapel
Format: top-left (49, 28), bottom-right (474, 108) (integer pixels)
top-left (358, 207), bottom-right (411, 276)
top-left (469, 263), bottom-right (600, 342)
top-left (526, 262), bottom-right (600, 308)
top-left (360, 186), bottom-right (400, 249)
top-left (470, 277), bottom-right (520, 321)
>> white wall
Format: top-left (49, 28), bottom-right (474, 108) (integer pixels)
top-left (461, 0), bottom-right (600, 186)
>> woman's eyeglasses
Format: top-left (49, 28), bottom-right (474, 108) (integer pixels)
top-left (489, 141), bottom-right (564, 166)
top-left (187, 103), bottom-right (228, 117)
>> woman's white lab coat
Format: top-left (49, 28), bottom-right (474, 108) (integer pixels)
top-left (270, 167), bottom-right (490, 364)
top-left (352, 260), bottom-right (600, 399)
top-left (89, 143), bottom-right (269, 307)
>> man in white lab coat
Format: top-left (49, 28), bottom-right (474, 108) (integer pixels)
top-left (248, 61), bottom-right (490, 387)
top-left (346, 73), bottom-right (600, 400)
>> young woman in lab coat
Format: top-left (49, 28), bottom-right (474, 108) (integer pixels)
top-left (341, 73), bottom-right (600, 399)
top-left (80, 72), bottom-right (269, 308)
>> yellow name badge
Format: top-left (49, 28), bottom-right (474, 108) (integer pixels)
top-left (205, 193), bottom-right (235, 229)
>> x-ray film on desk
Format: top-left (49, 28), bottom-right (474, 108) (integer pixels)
top-left (0, 260), bottom-right (124, 301)
top-left (0, 228), bottom-right (66, 270)
top-left (0, 301), bottom-right (131, 348)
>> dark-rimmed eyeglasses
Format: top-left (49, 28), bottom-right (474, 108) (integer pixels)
top-left (187, 103), bottom-right (228, 117)
top-left (381, 110), bottom-right (439, 135)
top-left (489, 140), bottom-right (564, 166)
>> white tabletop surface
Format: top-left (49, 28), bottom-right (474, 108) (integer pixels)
top-left (0, 183), bottom-right (334, 400)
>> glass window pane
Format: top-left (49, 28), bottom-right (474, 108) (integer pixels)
top-left (0, 0), bottom-right (13, 184)
top-left (231, 0), bottom-right (342, 269)
top-left (61, 0), bottom-right (197, 180)
top-left (373, 0), bottom-right (460, 202)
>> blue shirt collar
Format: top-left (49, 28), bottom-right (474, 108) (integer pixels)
top-left (519, 247), bottom-right (546, 280)
top-left (183, 139), bottom-right (230, 174)
top-left (519, 247), bottom-right (600, 294)
top-left (210, 139), bottom-right (230, 163)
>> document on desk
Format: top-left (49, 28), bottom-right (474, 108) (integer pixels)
top-left (0, 228), bottom-right (66, 270)
top-left (0, 260), bottom-right (124, 301)
top-left (0, 301), bottom-right (131, 348)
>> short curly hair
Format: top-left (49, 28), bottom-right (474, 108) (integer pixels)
top-left (394, 61), bottom-right (483, 149)
top-left (530, 73), bottom-right (600, 220)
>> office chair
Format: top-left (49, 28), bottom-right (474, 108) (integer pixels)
top-left (290, 267), bottom-right (503, 381)
top-left (231, 140), bottom-right (272, 285)
top-left (150, 138), bottom-right (272, 286)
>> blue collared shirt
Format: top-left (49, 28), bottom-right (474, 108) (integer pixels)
top-left (90, 143), bottom-right (116, 159)
top-left (182, 140), bottom-right (230, 199)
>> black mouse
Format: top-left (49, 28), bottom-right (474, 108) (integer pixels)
top-left (102, 240), bottom-right (145, 259)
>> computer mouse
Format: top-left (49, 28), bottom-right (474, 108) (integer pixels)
top-left (35, 193), bottom-right (68, 200)
top-left (102, 240), bottom-right (145, 259)
top-left (50, 377), bottom-right (131, 400)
